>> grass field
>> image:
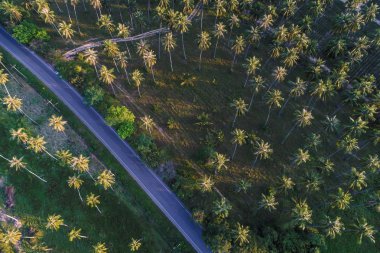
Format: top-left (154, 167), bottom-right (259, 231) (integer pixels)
top-left (0, 50), bottom-right (192, 252)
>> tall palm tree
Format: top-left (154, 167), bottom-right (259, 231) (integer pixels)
top-left (245, 25), bottom-right (261, 57)
top-left (48, 115), bottom-right (67, 132)
top-left (0, 1), bottom-right (23, 24)
top-left (349, 167), bottom-right (367, 190)
top-left (116, 51), bottom-right (131, 85)
top-left (10, 128), bottom-right (28, 144)
top-left (90, 0), bottom-right (102, 18)
top-left (0, 154), bottom-right (47, 182)
top-left (211, 152), bottom-right (229, 174)
top-left (103, 40), bottom-right (120, 71)
top-left (131, 69), bottom-right (144, 97)
top-left (129, 238), bottom-right (142, 251)
top-left (214, 0), bottom-right (226, 26)
top-left (279, 77), bottom-right (307, 115)
top-left (264, 89), bottom-right (284, 127)
top-left (27, 135), bottom-right (57, 160)
top-left (0, 53), bottom-right (20, 87)
top-left (63, 0), bottom-right (72, 22)
top-left (291, 199), bottom-right (312, 230)
top-left (200, 0), bottom-right (209, 30)
top-left (83, 49), bottom-right (99, 77)
top-left (278, 175), bottom-right (295, 194)
top-left (71, 0), bottom-right (81, 33)
top-left (98, 14), bottom-right (115, 36)
top-left (233, 223), bottom-right (250, 246)
top-left (46, 214), bottom-right (67, 231)
top-left (198, 175), bottom-right (214, 192)
top-left (117, 23), bottom-right (132, 58)
top-left (213, 22), bottom-right (227, 58)
top-left (248, 75), bottom-right (265, 110)
top-left (99, 65), bottom-right (116, 95)
top-left (243, 56), bottom-right (261, 87)
top-left (231, 128), bottom-right (247, 159)
top-left (68, 228), bottom-right (87, 241)
top-left (97, 169), bottom-right (115, 190)
top-left (228, 14), bottom-right (240, 44)
top-left (68, 175), bottom-right (84, 201)
top-left (39, 7), bottom-right (63, 38)
top-left (252, 140), bottom-right (273, 167)
top-left (352, 218), bottom-right (376, 244)
top-left (230, 98), bottom-right (248, 127)
top-left (231, 35), bottom-right (246, 71)
top-left (0, 228), bottom-right (22, 247)
top-left (71, 154), bottom-right (90, 173)
top-left (0, 68), bottom-right (10, 95)
top-left (86, 193), bottom-right (101, 213)
top-left (260, 14), bottom-right (274, 30)
top-left (292, 148), bottom-right (310, 166)
top-left (259, 191), bottom-right (278, 211)
top-left (174, 13), bottom-right (191, 60)
top-left (163, 32), bottom-right (176, 72)
top-left (140, 115), bottom-right (154, 134)
top-left (2, 95), bottom-right (36, 123)
top-left (282, 108), bottom-right (313, 144)
top-left (93, 242), bottom-right (108, 253)
top-left (143, 50), bottom-right (157, 82)
top-left (198, 31), bottom-right (211, 70)
top-left (322, 216), bottom-right (345, 239)
top-left (331, 188), bottom-right (351, 210)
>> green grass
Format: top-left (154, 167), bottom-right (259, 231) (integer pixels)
top-left (0, 49), bottom-right (192, 252)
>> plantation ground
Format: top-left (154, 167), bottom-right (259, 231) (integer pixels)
top-left (0, 53), bottom-right (191, 252)
top-left (3, 0), bottom-right (380, 251)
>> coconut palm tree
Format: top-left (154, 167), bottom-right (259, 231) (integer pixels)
top-left (163, 32), bottom-right (176, 72)
top-left (98, 14), bottom-right (115, 36)
top-left (116, 51), bottom-right (131, 85)
top-left (27, 135), bottom-right (57, 160)
top-left (282, 108), bottom-right (313, 144)
top-left (228, 14), bottom-right (240, 44)
top-left (214, 0), bottom-right (226, 26)
top-left (231, 128), bottom-right (247, 160)
top-left (39, 7), bottom-right (63, 38)
top-left (129, 238), bottom-right (142, 252)
top-left (103, 40), bottom-right (120, 71)
top-left (279, 77), bottom-right (307, 115)
top-left (0, 228), bottom-right (22, 247)
top-left (353, 218), bottom-right (377, 244)
top-left (211, 152), bottom-right (229, 174)
top-left (198, 31), bottom-right (211, 70)
top-left (90, 0), bottom-right (102, 18)
top-left (140, 115), bottom-right (154, 134)
top-left (252, 140), bottom-right (273, 167)
top-left (131, 69), bottom-right (144, 97)
top-left (83, 49), bottom-right (99, 77)
top-left (331, 187), bottom-right (351, 210)
top-left (213, 197), bottom-right (232, 219)
top-left (259, 191), bottom-right (278, 212)
top-left (260, 14), bottom-right (274, 30)
top-left (213, 22), bottom-right (227, 58)
top-left (46, 214), bottom-right (67, 231)
top-left (2, 95), bottom-right (36, 123)
top-left (174, 12), bottom-right (191, 60)
top-left (93, 242), bottom-right (108, 253)
top-left (70, 0), bottom-right (81, 33)
top-left (349, 167), bottom-right (367, 190)
top-left (264, 89), bottom-right (284, 127)
top-left (278, 175), bottom-right (295, 194)
top-left (199, 0), bottom-right (209, 30)
top-left (10, 128), bottom-right (28, 144)
top-left (56, 149), bottom-right (73, 166)
top-left (231, 35), bottom-right (246, 71)
top-left (291, 199), bottom-right (312, 230)
top-left (243, 56), bottom-right (261, 87)
top-left (97, 169), bottom-right (115, 190)
top-left (199, 175), bottom-right (214, 192)
top-left (67, 175), bottom-right (84, 201)
top-left (292, 149), bottom-right (310, 166)
top-left (48, 115), bottom-right (67, 132)
top-left (248, 75), bottom-right (265, 110)
top-left (323, 216), bottom-right (345, 239)
top-left (117, 23), bottom-right (132, 57)
top-left (143, 50), bottom-right (157, 82)
top-left (230, 98), bottom-right (248, 127)
top-left (272, 66), bottom-right (287, 84)
top-left (86, 193), bottom-right (101, 213)
top-left (245, 25), bottom-right (261, 57)
top-left (0, 154), bottom-right (47, 182)
top-left (0, 1), bottom-right (23, 24)
top-left (71, 154), bottom-right (90, 174)
top-left (99, 65), bottom-right (116, 95)
top-left (234, 223), bottom-right (250, 246)
top-left (323, 115), bottom-right (340, 133)
top-left (0, 68), bottom-right (10, 95)
top-left (68, 228), bottom-right (87, 241)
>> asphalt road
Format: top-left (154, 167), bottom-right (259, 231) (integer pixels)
top-left (0, 26), bottom-right (211, 253)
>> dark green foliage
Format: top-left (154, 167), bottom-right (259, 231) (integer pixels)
top-left (12, 21), bottom-right (50, 44)
top-left (84, 85), bottom-right (104, 106)
top-left (132, 134), bottom-right (166, 168)
top-left (106, 105), bottom-right (136, 139)
top-left (56, 60), bottom-right (97, 89)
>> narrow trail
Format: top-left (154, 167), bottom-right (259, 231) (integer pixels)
top-left (63, 1), bottom-right (202, 59)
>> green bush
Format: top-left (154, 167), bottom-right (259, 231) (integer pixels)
top-left (12, 21), bottom-right (50, 44)
top-left (106, 105), bottom-right (136, 139)
top-left (133, 134), bottom-right (166, 168)
top-left (84, 85), bottom-right (104, 106)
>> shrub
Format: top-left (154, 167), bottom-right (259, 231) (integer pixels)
top-left (12, 21), bottom-right (50, 44)
top-left (106, 105), bottom-right (136, 139)
top-left (84, 86), bottom-right (104, 106)
top-left (133, 134), bottom-right (166, 168)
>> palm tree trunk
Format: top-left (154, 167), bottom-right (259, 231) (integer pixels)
top-left (244, 73), bottom-right (250, 87)
top-left (65, 1), bottom-right (72, 22)
top-left (137, 86), bottom-right (141, 97)
top-left (232, 110), bottom-right (238, 127)
top-left (282, 122), bottom-right (297, 144)
top-left (151, 67), bottom-right (156, 82)
top-left (113, 58), bottom-right (120, 72)
top-left (44, 150), bottom-right (58, 161)
top-left (181, 33), bottom-right (187, 60)
top-left (264, 106), bottom-right (272, 127)
top-left (228, 28), bottom-right (233, 46)
top-left (147, 0), bottom-right (151, 23)
top-left (125, 42), bottom-right (132, 58)
top-left (252, 155), bottom-right (259, 167)
top-left (248, 92), bottom-right (255, 111)
top-left (278, 96), bottom-right (291, 116)
top-left (213, 38), bottom-right (219, 58)
top-left (24, 167), bottom-right (47, 183)
top-left (2, 84), bottom-right (10, 96)
top-left (52, 23), bottom-right (64, 39)
top-left (244, 44), bottom-right (251, 58)
top-left (77, 189), bottom-right (83, 202)
top-left (123, 68), bottom-right (131, 85)
top-left (200, 7), bottom-right (204, 30)
top-left (231, 53), bottom-right (237, 71)
top-left (199, 50), bottom-right (203, 70)
top-left (54, 0), bottom-right (63, 13)
top-left (73, 6), bottom-right (81, 33)
top-left (169, 51), bottom-right (173, 72)
top-left (0, 62), bottom-right (22, 86)
top-left (18, 108), bottom-right (38, 125)
top-left (94, 64), bottom-right (99, 77)
top-left (81, 0), bottom-right (87, 11)
top-left (231, 144), bottom-right (237, 160)
top-left (158, 22), bottom-right (162, 59)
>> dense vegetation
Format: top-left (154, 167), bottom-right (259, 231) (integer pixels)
top-left (1, 0), bottom-right (380, 252)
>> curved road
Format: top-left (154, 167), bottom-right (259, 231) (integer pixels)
top-left (0, 27), bottom-right (211, 253)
